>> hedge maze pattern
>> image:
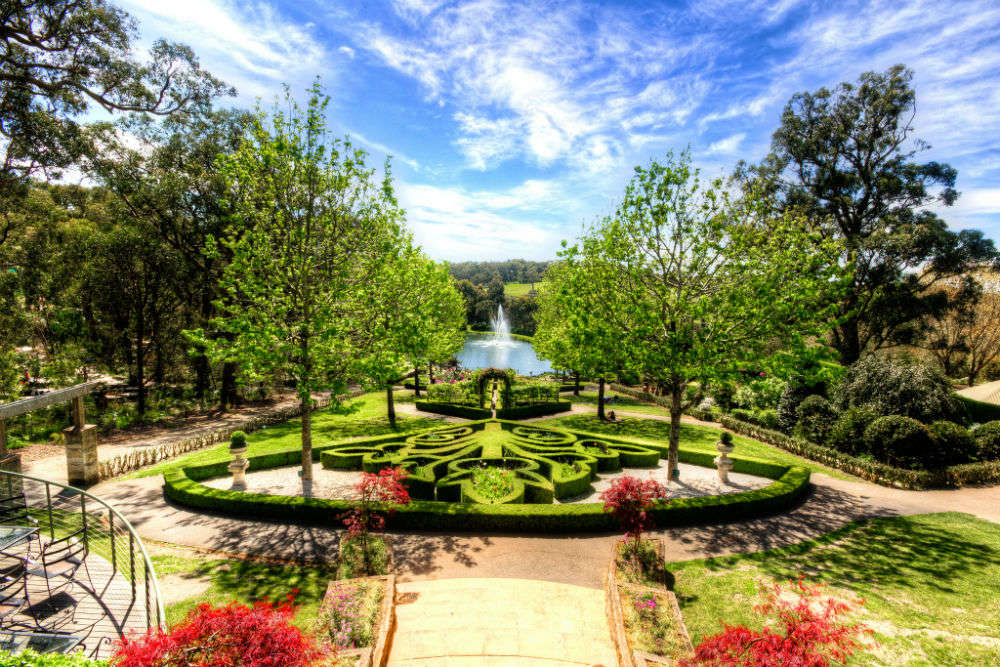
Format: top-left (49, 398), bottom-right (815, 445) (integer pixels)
top-left (319, 422), bottom-right (661, 504)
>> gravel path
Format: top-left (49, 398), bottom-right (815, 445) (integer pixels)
top-left (201, 459), bottom-right (770, 503)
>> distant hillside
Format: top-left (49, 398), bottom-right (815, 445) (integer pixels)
top-left (448, 259), bottom-right (551, 285)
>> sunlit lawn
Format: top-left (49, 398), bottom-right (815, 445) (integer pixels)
top-left (568, 390), bottom-right (672, 417)
top-left (671, 513), bottom-right (1000, 666)
top-left (504, 282), bottom-right (542, 297)
top-left (536, 413), bottom-right (851, 479)
top-left (132, 392), bottom-right (442, 478)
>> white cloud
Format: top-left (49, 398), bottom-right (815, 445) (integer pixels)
top-left (338, 46), bottom-right (355, 59)
top-left (707, 133), bottom-right (746, 154)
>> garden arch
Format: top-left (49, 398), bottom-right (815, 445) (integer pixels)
top-left (476, 368), bottom-right (514, 408)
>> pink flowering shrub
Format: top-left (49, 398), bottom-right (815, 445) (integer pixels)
top-left (315, 581), bottom-right (382, 651)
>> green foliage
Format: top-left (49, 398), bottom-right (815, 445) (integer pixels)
top-left (413, 401), bottom-right (492, 420)
top-left (864, 415), bottom-right (935, 470)
top-left (740, 64), bottom-right (999, 363)
top-left (471, 466), bottom-right (516, 502)
top-left (928, 421), bottom-right (977, 467)
top-left (828, 406), bottom-right (878, 456)
top-left (777, 374), bottom-right (828, 433)
top-left (974, 421), bottom-right (1000, 461)
top-left (337, 535), bottom-right (389, 579)
top-left (834, 355), bottom-right (967, 424)
top-left (0, 651), bottom-right (105, 667)
top-left (794, 394), bottom-right (836, 444)
top-left (229, 430), bottom-right (247, 449)
top-left (958, 395), bottom-right (1000, 424)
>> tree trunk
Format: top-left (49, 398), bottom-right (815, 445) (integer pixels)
top-left (135, 312), bottom-right (146, 416)
top-left (386, 384), bottom-right (397, 429)
top-left (597, 377), bottom-right (606, 421)
top-left (300, 393), bottom-right (313, 488)
top-left (574, 371), bottom-right (581, 396)
top-left (413, 366), bottom-right (421, 398)
top-left (835, 313), bottom-right (862, 366)
top-left (667, 384), bottom-right (682, 480)
top-left (193, 349), bottom-right (210, 402)
top-left (428, 362), bottom-right (435, 384)
top-left (220, 362), bottom-right (237, 411)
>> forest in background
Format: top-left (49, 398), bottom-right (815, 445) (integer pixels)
top-left (448, 260), bottom-right (550, 336)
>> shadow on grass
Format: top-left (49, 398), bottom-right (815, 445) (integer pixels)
top-left (542, 415), bottom-right (716, 446)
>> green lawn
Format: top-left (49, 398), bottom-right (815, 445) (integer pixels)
top-left (152, 553), bottom-right (338, 629)
top-left (671, 513), bottom-right (1000, 666)
top-left (568, 390), bottom-right (672, 417)
top-left (504, 282), bottom-right (541, 297)
top-left (536, 413), bottom-right (852, 479)
top-left (132, 392), bottom-right (442, 478)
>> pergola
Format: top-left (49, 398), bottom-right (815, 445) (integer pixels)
top-left (0, 380), bottom-right (103, 484)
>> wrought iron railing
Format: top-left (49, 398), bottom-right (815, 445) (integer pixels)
top-left (0, 470), bottom-right (164, 638)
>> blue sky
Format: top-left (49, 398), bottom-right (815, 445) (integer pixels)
top-left (116, 0), bottom-right (1000, 262)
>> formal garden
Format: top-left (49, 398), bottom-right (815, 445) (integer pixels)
top-left (3, 1), bottom-right (1000, 665)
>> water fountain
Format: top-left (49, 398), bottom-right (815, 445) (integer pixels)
top-left (458, 303), bottom-right (552, 375)
top-left (488, 304), bottom-right (513, 347)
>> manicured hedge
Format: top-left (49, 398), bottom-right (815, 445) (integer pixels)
top-left (720, 414), bottom-right (1000, 489)
top-left (163, 423), bottom-right (811, 532)
top-left (0, 652), bottom-right (106, 667)
top-left (498, 401), bottom-right (572, 419)
top-left (414, 401), bottom-right (492, 419)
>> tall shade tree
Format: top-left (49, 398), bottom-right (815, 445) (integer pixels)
top-left (355, 244), bottom-right (465, 427)
top-left (922, 269), bottom-right (1000, 386)
top-left (580, 152), bottom-right (842, 478)
top-left (0, 0), bottom-right (228, 209)
top-left (204, 84), bottom-right (404, 491)
top-left (536, 258), bottom-right (627, 420)
top-left (739, 65), bottom-right (998, 364)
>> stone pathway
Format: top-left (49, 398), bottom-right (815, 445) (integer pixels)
top-left (388, 578), bottom-right (617, 667)
top-left (956, 379), bottom-right (1000, 405)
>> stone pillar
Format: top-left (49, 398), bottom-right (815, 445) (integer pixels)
top-left (714, 436), bottom-right (734, 485)
top-left (65, 424), bottom-right (99, 486)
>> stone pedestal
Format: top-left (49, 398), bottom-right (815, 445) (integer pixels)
top-left (64, 424), bottom-right (99, 486)
top-left (229, 446), bottom-right (249, 491)
top-left (714, 440), bottom-right (734, 485)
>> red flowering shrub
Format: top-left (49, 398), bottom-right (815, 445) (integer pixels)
top-left (599, 475), bottom-right (669, 550)
top-left (681, 578), bottom-right (872, 667)
top-left (112, 597), bottom-right (321, 667)
top-left (340, 466), bottom-right (410, 573)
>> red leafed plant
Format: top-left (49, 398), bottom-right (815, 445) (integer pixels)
top-left (340, 466), bottom-right (410, 573)
top-left (599, 474), bottom-right (670, 552)
top-left (112, 596), bottom-right (321, 667)
top-left (681, 578), bottom-right (872, 667)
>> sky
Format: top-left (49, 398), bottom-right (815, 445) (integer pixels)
top-left (114, 0), bottom-right (1000, 262)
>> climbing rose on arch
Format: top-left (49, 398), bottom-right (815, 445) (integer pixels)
top-left (112, 597), bottom-right (321, 667)
top-left (681, 578), bottom-right (872, 667)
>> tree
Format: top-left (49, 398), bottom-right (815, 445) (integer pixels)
top-left (87, 108), bottom-right (252, 405)
top-left (536, 257), bottom-right (627, 420)
top-left (339, 466), bottom-right (410, 575)
top-left (599, 475), bottom-right (669, 554)
top-left (580, 152), bottom-right (841, 478)
top-left (204, 83), bottom-right (404, 492)
top-left (740, 65), bottom-right (998, 364)
top-left (0, 0), bottom-right (229, 209)
top-left (922, 269), bottom-right (1000, 385)
top-left (354, 242), bottom-right (465, 427)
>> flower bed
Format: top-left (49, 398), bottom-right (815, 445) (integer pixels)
top-left (471, 466), bottom-right (516, 502)
top-left (314, 575), bottom-right (395, 667)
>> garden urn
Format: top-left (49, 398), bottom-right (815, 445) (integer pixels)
top-left (228, 431), bottom-right (250, 491)
top-left (714, 433), bottom-right (735, 484)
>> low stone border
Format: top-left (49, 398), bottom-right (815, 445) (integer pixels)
top-left (97, 389), bottom-right (365, 481)
top-left (320, 574), bottom-right (396, 667)
top-left (606, 540), bottom-right (694, 667)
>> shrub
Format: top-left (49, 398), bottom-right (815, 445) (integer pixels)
top-left (112, 599), bottom-right (320, 667)
top-left (229, 430), bottom-right (247, 450)
top-left (681, 579), bottom-right (869, 667)
top-left (601, 476), bottom-right (670, 560)
top-left (828, 407), bottom-right (878, 456)
top-left (928, 421), bottom-right (977, 467)
top-left (340, 467), bottom-right (410, 575)
top-left (794, 395), bottom-right (836, 444)
top-left (0, 651), bottom-right (105, 667)
top-left (864, 415), bottom-right (935, 470)
top-left (834, 355), bottom-right (967, 424)
top-left (777, 376), bottom-right (826, 433)
top-left (974, 421), bottom-right (1000, 461)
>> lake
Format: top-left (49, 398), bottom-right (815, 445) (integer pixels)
top-left (456, 333), bottom-right (553, 376)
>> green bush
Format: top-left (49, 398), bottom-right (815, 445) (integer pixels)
top-left (229, 430), bottom-right (247, 449)
top-left (777, 376), bottom-right (827, 433)
top-left (835, 356), bottom-right (967, 424)
top-left (974, 421), bottom-right (1000, 461)
top-left (957, 395), bottom-right (1000, 424)
top-left (864, 416), bottom-right (935, 470)
top-left (413, 401), bottom-right (492, 419)
top-left (928, 421), bottom-right (977, 467)
top-left (794, 395), bottom-right (836, 444)
top-left (0, 651), bottom-right (106, 667)
top-left (828, 406), bottom-right (877, 456)
top-left (496, 401), bottom-right (571, 419)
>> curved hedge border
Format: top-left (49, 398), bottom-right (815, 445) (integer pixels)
top-left (413, 400), bottom-right (572, 420)
top-left (720, 414), bottom-right (1000, 489)
top-left (162, 421), bottom-right (811, 532)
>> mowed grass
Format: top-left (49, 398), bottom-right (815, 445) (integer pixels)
top-left (504, 282), bottom-right (542, 297)
top-left (536, 413), bottom-right (852, 479)
top-left (152, 553), bottom-right (338, 629)
top-left (568, 390), bottom-right (672, 417)
top-left (132, 392), bottom-right (443, 478)
top-left (671, 513), bottom-right (1000, 666)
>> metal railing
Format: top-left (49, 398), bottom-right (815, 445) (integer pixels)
top-left (0, 470), bottom-right (164, 637)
